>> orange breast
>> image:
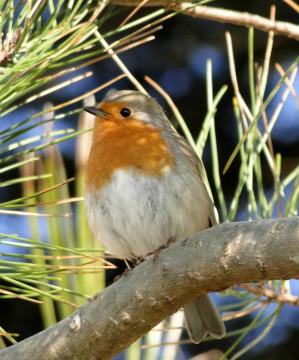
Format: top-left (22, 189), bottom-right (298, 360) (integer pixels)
top-left (85, 117), bottom-right (174, 190)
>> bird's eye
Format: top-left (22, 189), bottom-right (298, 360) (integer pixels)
top-left (120, 108), bottom-right (131, 118)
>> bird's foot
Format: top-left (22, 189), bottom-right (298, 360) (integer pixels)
top-left (113, 258), bottom-right (142, 282)
top-left (146, 237), bottom-right (175, 258)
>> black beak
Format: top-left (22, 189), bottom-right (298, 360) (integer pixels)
top-left (83, 107), bottom-right (109, 117)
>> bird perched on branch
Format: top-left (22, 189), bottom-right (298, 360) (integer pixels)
top-left (84, 90), bottom-right (226, 343)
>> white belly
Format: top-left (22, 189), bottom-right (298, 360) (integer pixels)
top-left (85, 168), bottom-right (211, 260)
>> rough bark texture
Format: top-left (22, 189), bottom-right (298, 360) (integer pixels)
top-left (111, 2), bottom-right (299, 42)
top-left (1, 217), bottom-right (299, 360)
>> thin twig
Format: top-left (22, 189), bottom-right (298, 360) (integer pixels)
top-left (240, 284), bottom-right (299, 306)
top-left (112, 2), bottom-right (299, 41)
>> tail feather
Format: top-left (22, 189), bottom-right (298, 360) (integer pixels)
top-left (183, 294), bottom-right (226, 344)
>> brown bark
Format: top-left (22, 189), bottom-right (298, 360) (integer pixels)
top-left (112, 2), bottom-right (299, 42)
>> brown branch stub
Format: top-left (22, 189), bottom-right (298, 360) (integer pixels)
top-left (177, 5), bottom-right (299, 42)
top-left (0, 217), bottom-right (299, 360)
top-left (112, 1), bottom-right (299, 42)
top-left (0, 29), bottom-right (22, 65)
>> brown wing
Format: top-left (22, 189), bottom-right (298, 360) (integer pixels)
top-left (163, 120), bottom-right (219, 226)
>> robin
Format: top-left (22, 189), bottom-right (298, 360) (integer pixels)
top-left (84, 90), bottom-right (226, 343)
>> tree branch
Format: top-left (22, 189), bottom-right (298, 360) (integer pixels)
top-left (1, 217), bottom-right (299, 360)
top-left (112, 1), bottom-right (299, 42)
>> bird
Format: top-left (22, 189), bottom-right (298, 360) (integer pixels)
top-left (83, 90), bottom-right (226, 343)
